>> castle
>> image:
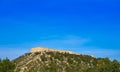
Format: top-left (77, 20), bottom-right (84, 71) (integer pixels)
top-left (30, 47), bottom-right (76, 54)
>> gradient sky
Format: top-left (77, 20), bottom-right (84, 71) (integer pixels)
top-left (0, 0), bottom-right (120, 60)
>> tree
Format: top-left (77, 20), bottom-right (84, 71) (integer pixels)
top-left (0, 58), bottom-right (15, 72)
top-left (110, 60), bottom-right (120, 72)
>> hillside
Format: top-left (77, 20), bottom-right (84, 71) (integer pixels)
top-left (13, 47), bottom-right (120, 72)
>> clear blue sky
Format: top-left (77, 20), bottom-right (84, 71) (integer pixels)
top-left (0, 0), bottom-right (120, 60)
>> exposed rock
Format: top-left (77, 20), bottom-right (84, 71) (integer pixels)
top-left (30, 47), bottom-right (76, 54)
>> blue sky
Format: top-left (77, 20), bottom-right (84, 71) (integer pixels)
top-left (0, 0), bottom-right (120, 60)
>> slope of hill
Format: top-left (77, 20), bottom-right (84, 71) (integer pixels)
top-left (13, 47), bottom-right (120, 72)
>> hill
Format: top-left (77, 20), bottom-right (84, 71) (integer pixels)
top-left (13, 47), bottom-right (120, 72)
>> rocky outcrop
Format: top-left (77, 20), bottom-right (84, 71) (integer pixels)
top-left (30, 47), bottom-right (76, 54)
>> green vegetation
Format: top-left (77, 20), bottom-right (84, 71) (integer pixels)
top-left (14, 52), bottom-right (120, 72)
top-left (0, 52), bottom-right (120, 72)
top-left (0, 58), bottom-right (15, 72)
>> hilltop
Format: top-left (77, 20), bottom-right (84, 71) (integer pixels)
top-left (13, 47), bottom-right (120, 72)
top-left (30, 47), bottom-right (76, 54)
